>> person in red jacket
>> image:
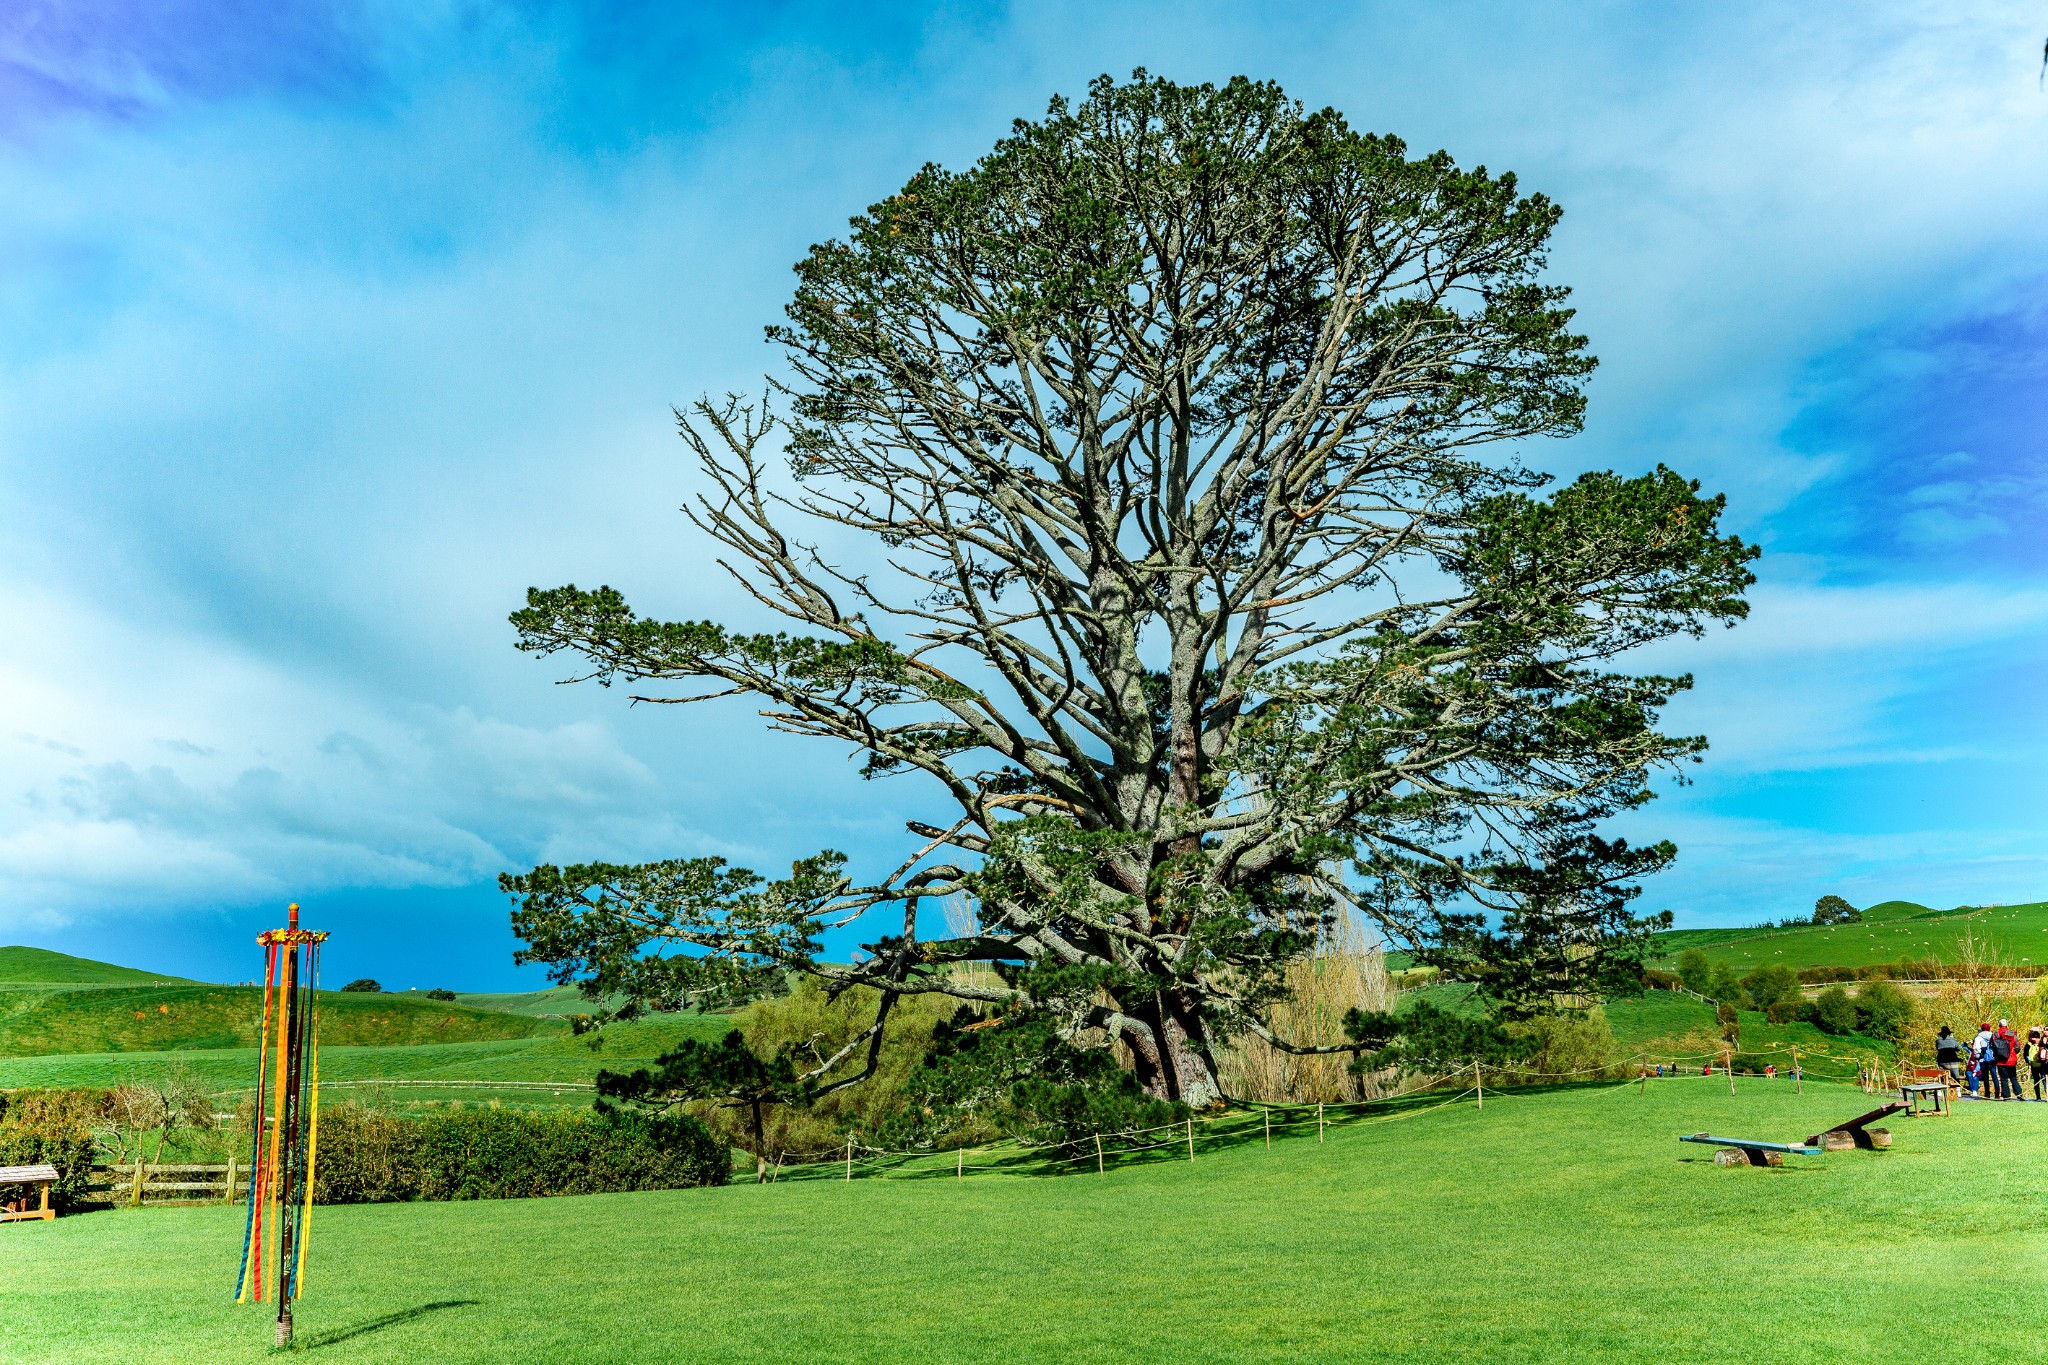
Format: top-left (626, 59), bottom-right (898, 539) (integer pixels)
top-left (1993, 1020), bottom-right (2022, 1101)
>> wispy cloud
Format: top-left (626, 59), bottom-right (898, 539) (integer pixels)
top-left (4, 3), bottom-right (2047, 976)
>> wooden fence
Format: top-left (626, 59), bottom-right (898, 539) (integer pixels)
top-left (86, 1161), bottom-right (242, 1207)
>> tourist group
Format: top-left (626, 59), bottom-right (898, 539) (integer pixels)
top-left (1935, 1022), bottom-right (2048, 1101)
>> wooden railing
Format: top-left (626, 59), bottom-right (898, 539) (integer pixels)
top-left (87, 1161), bottom-right (242, 1207)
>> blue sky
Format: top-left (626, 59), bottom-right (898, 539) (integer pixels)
top-left (2, 2), bottom-right (2045, 988)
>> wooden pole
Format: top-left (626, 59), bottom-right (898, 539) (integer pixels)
top-left (1185, 1117), bottom-right (1195, 1163)
top-left (845, 1136), bottom-right (853, 1182)
top-left (1474, 1059), bottom-right (1482, 1110)
top-left (1263, 1107), bottom-right (1270, 1150)
top-left (1317, 1102), bottom-right (1325, 1144)
top-left (958, 1147), bottom-right (964, 1182)
top-left (1095, 1133), bottom-right (1104, 1176)
top-left (130, 1160), bottom-right (145, 1207)
top-left (1726, 1049), bottom-right (1735, 1096)
top-left (1792, 1047), bottom-right (1802, 1094)
top-left (224, 1156), bottom-right (238, 1204)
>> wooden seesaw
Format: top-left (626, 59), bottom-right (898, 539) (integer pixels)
top-left (1680, 1099), bottom-right (1909, 1167)
top-left (1806, 1100), bottom-right (1905, 1151)
top-left (1679, 1133), bottom-right (1824, 1167)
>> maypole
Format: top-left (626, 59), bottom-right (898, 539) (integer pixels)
top-left (233, 902), bottom-right (326, 1348)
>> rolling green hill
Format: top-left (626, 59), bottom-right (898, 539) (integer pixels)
top-left (0, 945), bottom-right (197, 986)
top-left (1651, 898), bottom-right (2048, 975)
top-left (0, 1011), bottom-right (738, 1108)
top-left (0, 983), bottom-right (557, 1057)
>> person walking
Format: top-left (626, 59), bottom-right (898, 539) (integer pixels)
top-left (2027, 1027), bottom-right (2048, 1102)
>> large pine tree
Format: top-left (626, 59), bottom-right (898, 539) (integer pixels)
top-left (504, 73), bottom-right (1755, 1105)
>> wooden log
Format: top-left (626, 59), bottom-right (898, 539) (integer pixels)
top-left (1708, 1147), bottom-right (1784, 1167)
top-left (1865, 1128), bottom-right (1892, 1149)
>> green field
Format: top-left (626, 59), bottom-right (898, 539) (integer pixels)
top-left (0, 983), bottom-right (557, 1057)
top-left (6, 1077), bottom-right (2042, 1364)
top-left (0, 945), bottom-right (195, 986)
top-left (1650, 899), bottom-right (2048, 975)
top-left (0, 1011), bottom-right (738, 1112)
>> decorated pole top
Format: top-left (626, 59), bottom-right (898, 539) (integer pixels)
top-left (258, 903), bottom-right (328, 947)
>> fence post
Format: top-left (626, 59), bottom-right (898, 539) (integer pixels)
top-left (130, 1161), bottom-right (146, 1207)
top-left (1185, 1117), bottom-right (1194, 1163)
top-left (957, 1147), bottom-right (964, 1183)
top-left (1726, 1049), bottom-right (1736, 1096)
top-left (1263, 1107), bottom-right (1270, 1151)
top-left (1095, 1133), bottom-right (1104, 1176)
top-left (1317, 1102), bottom-right (1325, 1144)
top-left (845, 1137), bottom-right (853, 1182)
top-left (1474, 1059), bottom-right (1482, 1110)
top-left (1792, 1047), bottom-right (1802, 1094)
top-left (224, 1157), bottom-right (238, 1204)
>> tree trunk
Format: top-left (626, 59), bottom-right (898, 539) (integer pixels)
top-left (750, 1097), bottom-right (767, 1184)
top-left (1129, 992), bottom-right (1224, 1107)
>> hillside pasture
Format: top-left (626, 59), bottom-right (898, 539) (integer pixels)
top-left (0, 1011), bottom-right (740, 1112)
top-left (0, 945), bottom-right (195, 986)
top-left (5, 1078), bottom-right (2043, 1364)
top-left (0, 983), bottom-right (555, 1057)
top-left (1651, 900), bottom-right (2048, 976)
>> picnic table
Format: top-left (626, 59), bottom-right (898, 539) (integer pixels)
top-left (1901, 1081), bottom-right (1950, 1118)
top-left (0, 1165), bottom-right (59, 1223)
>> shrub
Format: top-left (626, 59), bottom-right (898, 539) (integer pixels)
top-left (1730, 1052), bottom-right (1775, 1075)
top-left (1812, 986), bottom-right (1858, 1035)
top-left (341, 979), bottom-right (382, 993)
top-left (312, 1103), bottom-right (727, 1204)
top-left (1674, 949), bottom-right (1710, 994)
top-left (686, 978), bottom-right (955, 1156)
top-left (1641, 969), bottom-right (1680, 990)
top-left (423, 988), bottom-right (457, 1002)
top-left (1739, 964), bottom-right (1801, 1013)
top-left (0, 1087), bottom-right (112, 1211)
top-left (1854, 980), bottom-right (1918, 1043)
top-left (1703, 963), bottom-right (1748, 1008)
top-left (1515, 1009), bottom-right (1621, 1081)
top-left (1715, 1002), bottom-right (1741, 1044)
top-left (1765, 998), bottom-right (1811, 1025)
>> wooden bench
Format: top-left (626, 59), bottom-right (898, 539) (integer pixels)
top-left (0, 1165), bottom-right (60, 1223)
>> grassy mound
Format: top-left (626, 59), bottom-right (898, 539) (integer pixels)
top-left (0, 984), bottom-right (556, 1057)
top-left (8, 1078), bottom-right (2043, 1363)
top-left (0, 946), bottom-right (196, 986)
top-left (1652, 899), bottom-right (2048, 975)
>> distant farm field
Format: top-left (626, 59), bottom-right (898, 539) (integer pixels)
top-left (1650, 900), bottom-right (2048, 975)
top-left (7, 1078), bottom-right (2043, 1364)
top-left (0, 1012), bottom-right (737, 1110)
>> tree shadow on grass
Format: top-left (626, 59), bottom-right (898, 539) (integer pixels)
top-left (297, 1299), bottom-right (480, 1350)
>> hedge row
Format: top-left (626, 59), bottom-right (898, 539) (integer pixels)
top-left (0, 1088), bottom-right (110, 1212)
top-left (1795, 961), bottom-right (2038, 984)
top-left (310, 1103), bottom-right (729, 1204)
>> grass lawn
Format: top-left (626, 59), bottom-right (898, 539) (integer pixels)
top-left (6, 1077), bottom-right (2044, 1364)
